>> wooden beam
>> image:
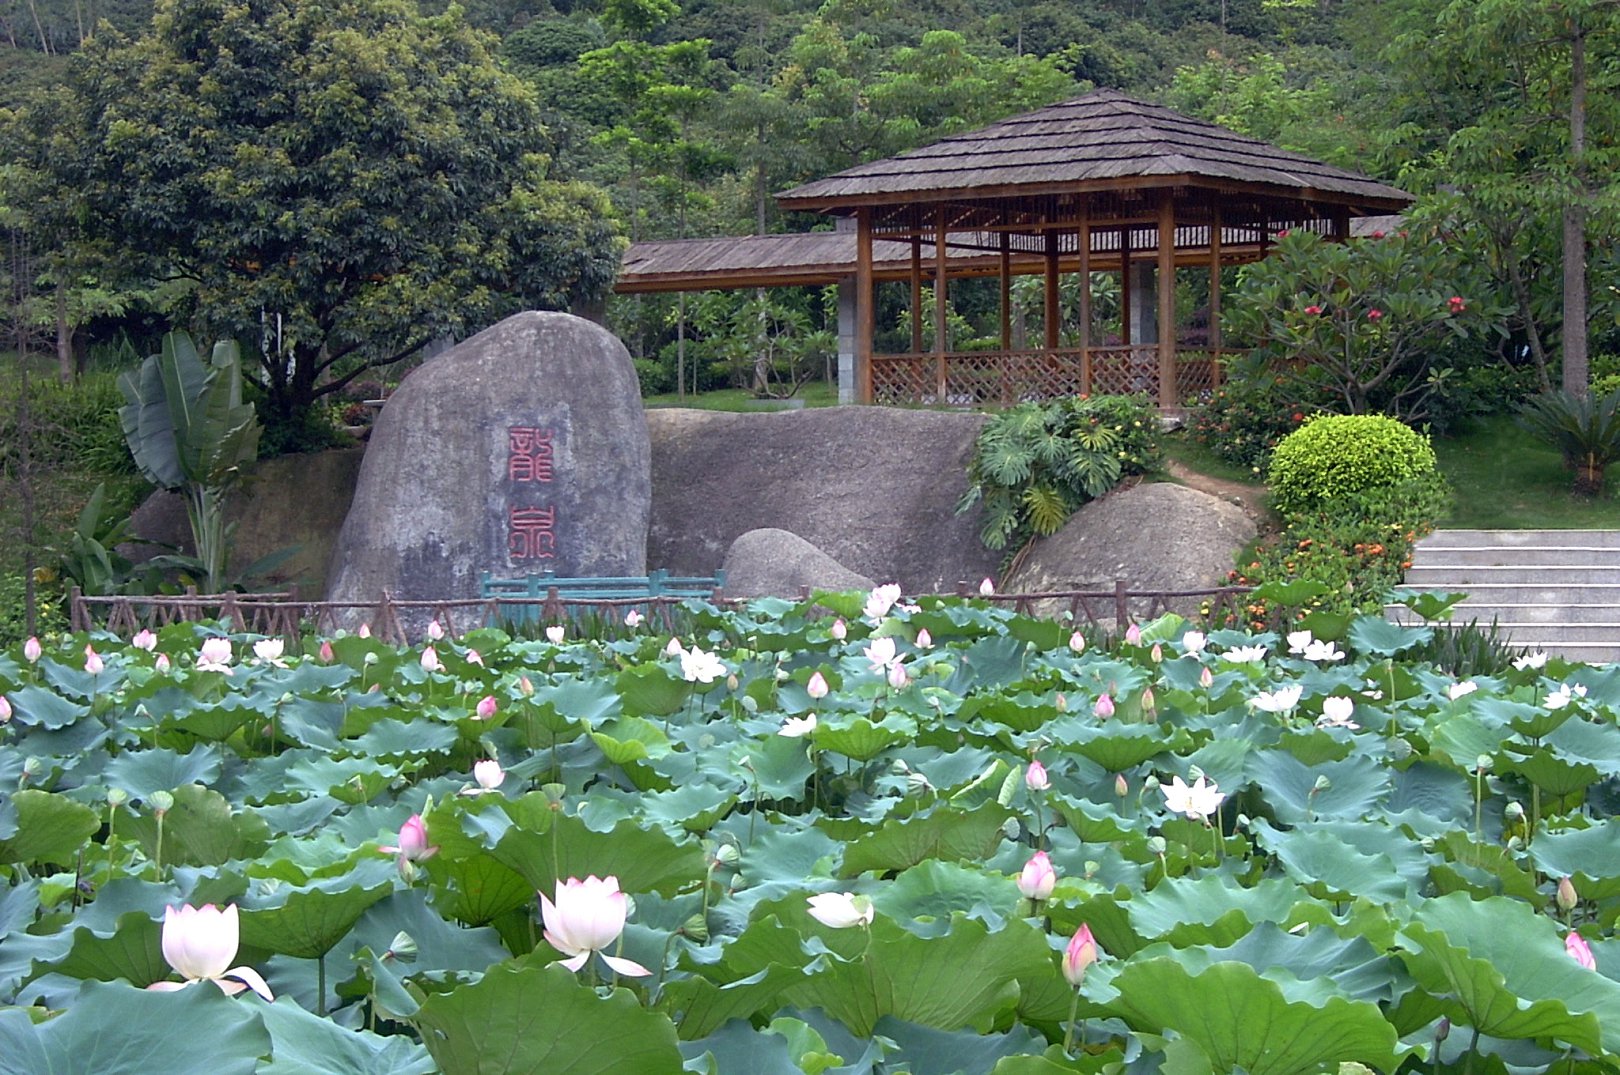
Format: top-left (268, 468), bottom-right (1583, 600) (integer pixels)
top-left (935, 205), bottom-right (949, 400)
top-left (1157, 192), bottom-right (1176, 411)
top-left (856, 207), bottom-right (874, 404)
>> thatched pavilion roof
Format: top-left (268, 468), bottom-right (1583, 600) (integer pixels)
top-left (776, 88), bottom-right (1410, 213)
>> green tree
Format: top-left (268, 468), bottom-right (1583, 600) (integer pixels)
top-left (28, 0), bottom-right (623, 431)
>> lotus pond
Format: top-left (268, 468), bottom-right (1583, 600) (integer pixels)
top-left (2, 593), bottom-right (1619, 1074)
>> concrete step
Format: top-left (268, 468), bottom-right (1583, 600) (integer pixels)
top-left (1391, 605), bottom-right (1620, 627)
top-left (1394, 582), bottom-right (1620, 605)
top-left (1403, 565), bottom-right (1620, 586)
top-left (1410, 545), bottom-right (1620, 567)
top-left (1419, 529), bottom-right (1620, 549)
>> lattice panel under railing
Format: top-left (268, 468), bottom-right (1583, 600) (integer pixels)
top-left (1175, 356), bottom-right (1218, 401)
top-left (871, 355), bottom-right (937, 405)
top-left (1088, 347), bottom-right (1159, 398)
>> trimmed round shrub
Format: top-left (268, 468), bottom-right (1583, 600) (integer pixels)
top-left (1267, 414), bottom-right (1437, 514)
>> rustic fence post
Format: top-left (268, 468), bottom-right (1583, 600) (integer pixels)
top-left (1114, 578), bottom-right (1129, 633)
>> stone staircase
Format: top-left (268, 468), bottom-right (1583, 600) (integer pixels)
top-left (1392, 529), bottom-right (1620, 663)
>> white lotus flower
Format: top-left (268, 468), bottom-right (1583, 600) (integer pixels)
top-left (1222, 644), bottom-right (1268, 664)
top-left (1316, 696), bottom-right (1359, 730)
top-left (1448, 680), bottom-right (1477, 701)
top-left (1251, 684), bottom-right (1303, 713)
top-left (1180, 630), bottom-right (1206, 655)
top-left (863, 583), bottom-right (902, 622)
top-left (1301, 639), bottom-right (1344, 662)
top-left (864, 636), bottom-right (900, 673)
top-left (806, 891), bottom-right (874, 929)
top-left (1286, 630), bottom-right (1314, 655)
top-left (1513, 652), bottom-right (1548, 671)
top-left (680, 646), bottom-right (727, 685)
top-left (780, 714), bottom-right (817, 738)
top-left (1161, 774), bottom-right (1226, 821)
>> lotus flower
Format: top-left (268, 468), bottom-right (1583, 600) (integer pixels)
top-left (427, 620), bottom-right (444, 641)
top-left (1124, 624), bottom-right (1141, 645)
top-left (1180, 630), bottom-right (1206, 655)
top-left (1567, 931), bottom-right (1597, 970)
top-left (680, 646), bottom-right (727, 684)
top-left (1546, 683), bottom-right (1588, 710)
top-left (318, 640), bottom-right (334, 662)
top-left (1063, 924), bottom-right (1098, 987)
top-left (1093, 693), bottom-right (1115, 719)
top-left (1017, 851), bottom-right (1056, 900)
top-left (132, 629), bottom-right (158, 652)
top-left (466, 648), bottom-right (484, 667)
top-left (1316, 696), bottom-right (1358, 730)
top-left (664, 637), bottom-right (686, 657)
top-left (625, 609), bottom-right (644, 628)
top-left (863, 583), bottom-right (902, 621)
top-left (420, 646), bottom-right (442, 673)
top-left (1222, 644), bottom-right (1267, 664)
top-left (541, 875), bottom-right (650, 976)
top-left (830, 618), bottom-right (847, 641)
top-left (979, 577), bottom-right (996, 596)
top-left (252, 638), bottom-right (287, 667)
top-left (887, 661), bottom-right (909, 690)
top-left (1286, 629), bottom-right (1314, 655)
top-left (1068, 631), bottom-right (1085, 654)
top-left (23, 637), bottom-right (41, 662)
top-left (148, 904), bottom-right (273, 1001)
top-left (380, 814), bottom-right (437, 863)
top-left (1025, 759), bottom-right (1049, 791)
top-left (864, 636), bottom-right (900, 673)
top-left (806, 891), bottom-right (873, 929)
top-left (1150, 643), bottom-right (1163, 663)
top-left (806, 672), bottom-right (829, 700)
top-left (0, 695), bottom-right (10, 723)
top-left (1162, 774), bottom-right (1225, 820)
top-left (1303, 639), bottom-right (1344, 662)
top-left (1251, 684), bottom-right (1303, 713)
top-left (358, 623), bottom-right (372, 638)
top-left (155, 653), bottom-right (171, 673)
top-left (546, 626), bottom-right (565, 644)
top-left (1512, 652), bottom-right (1548, 671)
top-left (916, 628), bottom-right (933, 650)
top-left (475, 695), bottom-right (498, 720)
top-left (84, 644), bottom-right (104, 675)
top-left (1199, 666), bottom-right (1214, 689)
top-left (780, 714), bottom-right (817, 738)
top-left (462, 760), bottom-right (505, 795)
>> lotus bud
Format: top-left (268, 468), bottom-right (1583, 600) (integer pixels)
top-left (1068, 631), bottom-right (1086, 654)
top-left (887, 662), bottom-right (909, 690)
top-left (726, 673), bottom-right (739, 692)
top-left (1435, 1017), bottom-right (1450, 1043)
top-left (476, 695), bottom-right (498, 720)
top-left (1025, 759), bottom-right (1049, 792)
top-left (806, 671), bottom-right (830, 700)
top-left (1084, 860), bottom-right (1099, 878)
top-left (624, 609), bottom-right (643, 628)
top-left (1115, 773), bottom-right (1128, 797)
top-left (23, 637), bottom-right (42, 662)
top-left (1016, 851), bottom-right (1057, 900)
top-left (358, 623), bottom-right (372, 638)
top-left (1141, 687), bottom-right (1156, 714)
top-left (979, 577), bottom-right (996, 596)
top-left (426, 621), bottom-right (444, 641)
top-left (1062, 924), bottom-right (1098, 987)
top-left (1199, 666), bottom-right (1214, 689)
top-left (830, 618), bottom-right (847, 641)
top-left (1142, 774), bottom-right (1160, 793)
top-left (149, 790), bottom-right (174, 816)
top-left (1094, 694), bottom-right (1115, 719)
top-left (519, 676), bottom-right (534, 696)
top-left (1150, 643), bottom-right (1162, 663)
top-left (1124, 624), bottom-right (1141, 645)
top-left (1558, 876), bottom-right (1578, 912)
top-left (545, 626), bottom-right (565, 644)
top-left (318, 640), bottom-right (334, 662)
top-left (682, 913), bottom-right (711, 944)
top-left (84, 645), bottom-right (104, 675)
top-left (664, 637), bottom-right (685, 657)
top-left (1055, 692), bottom-right (1067, 712)
top-left (1312, 775), bottom-right (1332, 792)
top-left (0, 695), bottom-right (9, 723)
top-left (916, 628), bottom-right (933, 649)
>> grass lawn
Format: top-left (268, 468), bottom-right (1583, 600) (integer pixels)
top-left (1433, 413), bottom-right (1620, 528)
top-left (643, 379), bottom-right (839, 411)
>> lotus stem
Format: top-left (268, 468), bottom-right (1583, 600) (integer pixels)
top-left (1063, 989), bottom-right (1081, 1055)
top-left (317, 952), bottom-right (327, 1016)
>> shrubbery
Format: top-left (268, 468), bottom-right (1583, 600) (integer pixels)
top-left (959, 394), bottom-right (1160, 553)
top-left (0, 371), bottom-right (134, 475)
top-left (1229, 415), bottom-right (1450, 627)
top-left (1189, 375), bottom-right (1315, 471)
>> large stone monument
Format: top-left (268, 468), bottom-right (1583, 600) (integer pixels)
top-left (325, 312), bottom-right (650, 609)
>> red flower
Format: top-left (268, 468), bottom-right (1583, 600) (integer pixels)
top-left (1277, 229), bottom-right (1290, 238)
top-left (1304, 304), bottom-right (1322, 315)
top-left (1367, 309), bottom-right (1383, 321)
top-left (1291, 412), bottom-right (1304, 422)
top-left (1370, 230), bottom-right (1385, 239)
top-left (1448, 296), bottom-right (1466, 313)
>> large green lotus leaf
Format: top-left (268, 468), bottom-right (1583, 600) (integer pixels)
top-left (1387, 762), bottom-right (1473, 827)
top-left (5, 685), bottom-right (87, 730)
top-left (677, 1018), bottom-right (806, 1075)
top-left (348, 718), bottom-right (459, 758)
top-left (0, 978), bottom-right (271, 1075)
top-left (281, 754), bottom-right (401, 804)
top-left (945, 636), bottom-right (1032, 694)
top-left (875, 1016), bottom-right (1048, 1075)
top-left (1177, 736), bottom-right (1252, 797)
top-left (739, 733), bottom-right (815, 801)
top-left (1179, 922), bottom-right (1408, 1007)
top-left (1347, 617), bottom-right (1431, 656)
top-left (1394, 892), bottom-right (1620, 1056)
top-left (47, 909), bottom-right (167, 988)
top-left (1427, 713), bottom-right (1507, 772)
top-left (423, 849), bottom-right (534, 927)
top-left (837, 802), bottom-right (1015, 878)
top-left (117, 783), bottom-right (271, 867)
top-left (1529, 821), bottom-right (1620, 899)
top-left (1275, 728), bottom-right (1354, 766)
top-left (663, 961), bottom-right (809, 1039)
top-left (637, 783), bottom-right (738, 836)
top-left (992, 1048), bottom-right (1109, 1073)
top-left (1250, 820), bottom-right (1411, 903)
top-left (0, 791), bottom-right (99, 868)
top-left (1246, 750), bottom-right (1388, 825)
top-left (1429, 833), bottom-right (1542, 903)
top-left (345, 889), bottom-right (512, 977)
top-left (1477, 695), bottom-right (1573, 740)
top-left (1068, 726), bottom-right (1187, 772)
top-left (590, 714), bottom-right (673, 764)
top-left (464, 802), bottom-right (706, 897)
top-left (256, 997), bottom-right (436, 1074)
top-left (271, 698), bottom-right (345, 750)
top-left (815, 715), bottom-right (916, 762)
top-left (874, 860), bottom-right (1020, 930)
top-left (1104, 957), bottom-right (1403, 1075)
top-left (1502, 747), bottom-right (1599, 798)
top-left (786, 915), bottom-right (1049, 1038)
top-left (101, 745), bottom-right (224, 799)
top-left (237, 857), bottom-right (397, 959)
top-left (617, 664), bottom-right (691, 717)
top-left (164, 698), bottom-right (265, 742)
top-left (412, 959), bottom-right (684, 1074)
top-left (1127, 874), bottom-right (1320, 948)
top-left (961, 692), bottom-right (1059, 734)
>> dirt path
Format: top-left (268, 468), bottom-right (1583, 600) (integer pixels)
top-left (1162, 460), bottom-right (1270, 524)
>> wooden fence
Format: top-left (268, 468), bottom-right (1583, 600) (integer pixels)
top-left (70, 580), bottom-right (1253, 645)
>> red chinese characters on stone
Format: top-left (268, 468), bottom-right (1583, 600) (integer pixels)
top-left (507, 427), bottom-right (555, 483)
top-left (508, 505), bottom-right (557, 560)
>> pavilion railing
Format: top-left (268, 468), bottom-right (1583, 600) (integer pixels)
top-left (869, 347), bottom-right (1226, 407)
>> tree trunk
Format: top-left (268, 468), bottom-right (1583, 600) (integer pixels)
top-left (55, 280), bottom-right (75, 382)
top-left (1561, 22), bottom-right (1589, 396)
top-left (1575, 458), bottom-right (1604, 498)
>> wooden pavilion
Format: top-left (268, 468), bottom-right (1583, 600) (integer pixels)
top-left (617, 89), bottom-right (1412, 409)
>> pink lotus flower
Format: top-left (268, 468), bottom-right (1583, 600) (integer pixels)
top-left (23, 637), bottom-right (41, 663)
top-left (1068, 631), bottom-right (1085, 654)
top-left (462, 760), bottom-right (505, 795)
top-left (155, 653), bottom-right (171, 674)
top-left (132, 629), bottom-right (158, 652)
top-left (148, 904), bottom-right (273, 1001)
top-left (380, 814), bottom-right (437, 862)
top-left (475, 695), bottom-right (498, 720)
top-left (979, 577), bottom-right (996, 596)
top-left (1017, 851), bottom-right (1056, 900)
top-left (1094, 694), bottom-right (1115, 719)
top-left (1025, 759), bottom-right (1050, 792)
top-left (358, 623), bottom-right (372, 639)
top-left (318, 640), bottom-right (334, 662)
top-left (466, 648), bottom-right (484, 667)
top-left (864, 636), bottom-right (900, 673)
top-left (1567, 931), bottom-right (1597, 970)
top-left (420, 646), bottom-right (442, 673)
top-left (863, 583), bottom-right (902, 621)
top-left (1063, 924), bottom-right (1098, 987)
top-left (916, 628), bottom-right (933, 649)
top-left (806, 891), bottom-right (873, 929)
top-left (1124, 624), bottom-right (1141, 645)
top-left (887, 661), bottom-right (910, 690)
top-left (806, 672), bottom-right (830, 700)
top-left (542, 876), bottom-right (651, 976)
top-left (664, 637), bottom-right (685, 657)
top-left (197, 638), bottom-right (233, 673)
top-left (0, 695), bottom-right (10, 723)
top-left (624, 609), bottom-right (644, 628)
top-left (830, 618), bottom-right (848, 641)
top-left (427, 620), bottom-right (444, 641)
top-left (84, 644), bottom-right (104, 675)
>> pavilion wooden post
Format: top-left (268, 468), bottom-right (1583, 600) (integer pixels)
top-left (1043, 224), bottom-right (1060, 350)
top-left (1119, 225), bottom-right (1132, 347)
top-left (856, 207), bottom-right (874, 404)
top-left (999, 230), bottom-right (1012, 405)
top-left (934, 206), bottom-right (949, 401)
top-left (1157, 192), bottom-right (1177, 411)
top-left (1208, 203), bottom-right (1223, 389)
top-left (910, 234), bottom-right (924, 355)
top-left (1078, 205), bottom-right (1092, 395)
top-left (1331, 206), bottom-right (1350, 242)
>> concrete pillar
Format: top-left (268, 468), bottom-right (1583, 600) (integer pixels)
top-left (837, 278), bottom-right (857, 405)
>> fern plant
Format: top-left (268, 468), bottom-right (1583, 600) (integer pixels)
top-left (957, 395), bottom-right (1161, 554)
top-left (1518, 388), bottom-right (1620, 496)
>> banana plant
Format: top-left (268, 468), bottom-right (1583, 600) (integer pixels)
top-left (119, 331), bottom-right (262, 592)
